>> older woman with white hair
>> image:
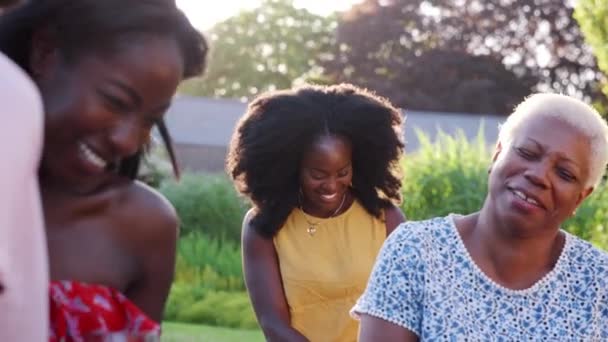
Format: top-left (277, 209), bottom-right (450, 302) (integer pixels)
top-left (353, 93), bottom-right (608, 341)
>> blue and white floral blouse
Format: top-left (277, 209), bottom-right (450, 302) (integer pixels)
top-left (353, 215), bottom-right (608, 341)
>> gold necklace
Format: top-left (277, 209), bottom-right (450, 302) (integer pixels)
top-left (300, 193), bottom-right (347, 236)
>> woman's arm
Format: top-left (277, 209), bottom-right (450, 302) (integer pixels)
top-left (242, 210), bottom-right (308, 342)
top-left (0, 52), bottom-right (48, 342)
top-left (385, 203), bottom-right (406, 236)
top-left (124, 182), bottom-right (179, 322)
top-left (359, 314), bottom-right (419, 342)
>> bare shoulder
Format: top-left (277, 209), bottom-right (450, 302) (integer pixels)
top-left (384, 203), bottom-right (406, 236)
top-left (241, 208), bottom-right (275, 252)
top-left (117, 181), bottom-right (179, 247)
top-left (242, 208), bottom-right (256, 231)
top-left (242, 208), bottom-right (262, 243)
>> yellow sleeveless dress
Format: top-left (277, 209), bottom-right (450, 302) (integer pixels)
top-left (273, 200), bottom-right (387, 342)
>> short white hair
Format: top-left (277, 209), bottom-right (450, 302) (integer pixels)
top-left (498, 93), bottom-right (608, 188)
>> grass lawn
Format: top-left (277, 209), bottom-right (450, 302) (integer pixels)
top-left (162, 322), bottom-right (265, 342)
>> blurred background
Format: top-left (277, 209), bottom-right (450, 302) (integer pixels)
top-left (165, 0), bottom-right (608, 173)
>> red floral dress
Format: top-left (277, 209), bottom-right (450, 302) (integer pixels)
top-left (49, 281), bottom-right (160, 342)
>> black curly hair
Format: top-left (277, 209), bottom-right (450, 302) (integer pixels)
top-left (227, 84), bottom-right (405, 238)
top-left (0, 0), bottom-right (208, 179)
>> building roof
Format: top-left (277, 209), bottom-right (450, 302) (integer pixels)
top-left (164, 95), bottom-right (505, 151)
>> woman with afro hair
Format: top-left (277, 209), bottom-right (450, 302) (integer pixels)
top-left (227, 83), bottom-right (406, 341)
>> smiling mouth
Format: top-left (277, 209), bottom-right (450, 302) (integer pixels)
top-left (511, 189), bottom-right (542, 208)
top-left (78, 142), bottom-right (108, 169)
top-left (320, 193), bottom-right (338, 200)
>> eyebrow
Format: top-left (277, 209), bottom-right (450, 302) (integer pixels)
top-left (310, 163), bottom-right (352, 173)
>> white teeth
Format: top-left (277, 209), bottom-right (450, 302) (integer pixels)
top-left (513, 190), bottom-right (539, 206)
top-left (513, 190), bottom-right (526, 200)
top-left (525, 197), bottom-right (539, 206)
top-left (78, 143), bottom-right (107, 169)
top-left (321, 193), bottom-right (338, 200)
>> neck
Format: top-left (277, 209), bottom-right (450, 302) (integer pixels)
top-left (41, 178), bottom-right (129, 230)
top-left (458, 204), bottom-right (565, 289)
top-left (300, 191), bottom-right (349, 218)
top-left (38, 167), bottom-right (125, 197)
top-left (477, 201), bottom-right (562, 246)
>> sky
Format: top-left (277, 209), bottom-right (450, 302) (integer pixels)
top-left (176, 0), bottom-right (362, 30)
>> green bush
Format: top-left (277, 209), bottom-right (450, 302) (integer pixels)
top-left (160, 173), bottom-right (248, 242)
top-left (401, 128), bottom-right (490, 220)
top-left (175, 291), bottom-right (258, 329)
top-left (165, 285), bottom-right (258, 329)
top-left (176, 234), bottom-right (244, 291)
top-left (564, 186), bottom-right (608, 250)
top-left (164, 282), bottom-right (207, 321)
top-left (165, 234), bottom-right (252, 328)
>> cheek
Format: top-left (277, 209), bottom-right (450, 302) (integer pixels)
top-left (557, 186), bottom-right (585, 209)
top-left (43, 93), bottom-right (85, 135)
top-left (341, 175), bottom-right (353, 187)
top-left (42, 73), bottom-right (98, 132)
top-left (299, 175), bottom-right (320, 192)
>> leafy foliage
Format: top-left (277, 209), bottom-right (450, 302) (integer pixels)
top-left (576, 0), bottom-right (608, 116)
top-left (164, 235), bottom-right (255, 329)
top-left (401, 128), bottom-right (490, 219)
top-left (159, 173), bottom-right (247, 241)
top-left (322, 0), bottom-right (604, 114)
top-left (179, 0), bottom-right (336, 99)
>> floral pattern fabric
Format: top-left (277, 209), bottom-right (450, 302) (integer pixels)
top-left (50, 281), bottom-right (160, 342)
top-left (353, 215), bottom-right (608, 341)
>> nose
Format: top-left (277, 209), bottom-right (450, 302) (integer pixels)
top-left (108, 118), bottom-right (147, 157)
top-left (321, 178), bottom-right (338, 194)
top-left (524, 162), bottom-right (550, 189)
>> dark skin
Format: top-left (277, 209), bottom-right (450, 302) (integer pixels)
top-left (359, 116), bottom-right (594, 341)
top-left (243, 135), bottom-right (405, 341)
top-left (31, 33), bottom-right (184, 322)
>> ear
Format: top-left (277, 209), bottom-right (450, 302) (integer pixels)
top-left (29, 28), bottom-right (60, 81)
top-left (575, 186), bottom-right (594, 208)
top-left (492, 141), bottom-right (503, 162)
top-left (487, 141), bottom-right (503, 173)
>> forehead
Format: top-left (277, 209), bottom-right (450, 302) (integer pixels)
top-left (80, 36), bottom-right (184, 103)
top-left (96, 36), bottom-right (183, 78)
top-left (301, 135), bottom-right (352, 167)
top-left (512, 115), bottom-right (591, 162)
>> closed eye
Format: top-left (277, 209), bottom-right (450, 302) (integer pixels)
top-left (556, 168), bottom-right (576, 182)
top-left (515, 147), bottom-right (537, 160)
top-left (99, 91), bottom-right (132, 113)
top-left (338, 170), bottom-right (350, 177)
top-left (310, 171), bottom-right (325, 180)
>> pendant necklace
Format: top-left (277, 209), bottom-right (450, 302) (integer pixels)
top-left (300, 193), bottom-right (347, 236)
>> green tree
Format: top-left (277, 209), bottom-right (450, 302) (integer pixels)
top-left (179, 0), bottom-right (336, 99)
top-left (323, 0), bottom-right (604, 115)
top-left (575, 0), bottom-right (608, 116)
